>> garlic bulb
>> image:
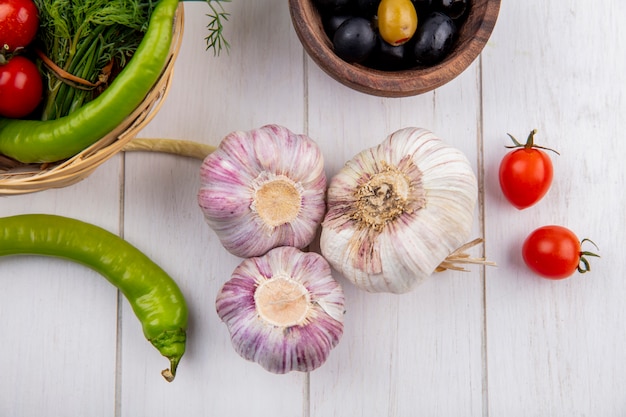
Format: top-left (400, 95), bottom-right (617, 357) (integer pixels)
top-left (216, 246), bottom-right (345, 374)
top-left (320, 127), bottom-right (478, 294)
top-left (198, 125), bottom-right (327, 258)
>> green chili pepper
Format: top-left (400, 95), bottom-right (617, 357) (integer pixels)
top-left (0, 214), bottom-right (188, 382)
top-left (0, 0), bottom-right (180, 164)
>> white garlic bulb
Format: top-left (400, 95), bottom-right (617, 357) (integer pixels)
top-left (320, 127), bottom-right (478, 294)
top-left (198, 125), bottom-right (327, 258)
top-left (216, 246), bottom-right (345, 374)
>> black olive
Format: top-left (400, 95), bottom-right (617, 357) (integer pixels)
top-left (411, 0), bottom-right (433, 16)
top-left (355, 0), bottom-right (379, 18)
top-left (406, 11), bottom-right (457, 66)
top-left (333, 17), bottom-right (377, 64)
top-left (435, 0), bottom-right (468, 20)
top-left (314, 0), bottom-right (353, 13)
top-left (367, 38), bottom-right (408, 71)
top-left (323, 14), bottom-right (352, 39)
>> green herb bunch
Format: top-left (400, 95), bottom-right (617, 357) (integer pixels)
top-left (34, 0), bottom-right (157, 121)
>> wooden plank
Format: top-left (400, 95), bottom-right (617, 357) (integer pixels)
top-left (0, 160), bottom-right (121, 417)
top-left (1, 0), bottom-right (625, 415)
top-left (305, 51), bottom-right (487, 415)
top-left (482, 0), bottom-right (626, 414)
top-left (118, 2), bottom-right (308, 415)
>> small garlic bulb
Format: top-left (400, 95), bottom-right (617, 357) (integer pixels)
top-left (198, 125), bottom-right (327, 258)
top-left (320, 127), bottom-right (478, 294)
top-left (216, 246), bottom-right (345, 374)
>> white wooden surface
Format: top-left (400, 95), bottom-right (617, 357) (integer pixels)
top-left (1, 0), bottom-right (625, 415)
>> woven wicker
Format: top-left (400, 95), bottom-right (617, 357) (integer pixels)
top-left (0, 4), bottom-right (185, 196)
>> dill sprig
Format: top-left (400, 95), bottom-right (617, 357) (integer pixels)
top-left (33, 0), bottom-right (156, 120)
top-left (205, 0), bottom-right (231, 56)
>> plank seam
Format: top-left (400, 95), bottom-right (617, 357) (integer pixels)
top-left (477, 53), bottom-right (490, 417)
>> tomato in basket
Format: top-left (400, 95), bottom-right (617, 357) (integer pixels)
top-left (0, 0), bottom-right (39, 53)
top-left (0, 55), bottom-right (43, 118)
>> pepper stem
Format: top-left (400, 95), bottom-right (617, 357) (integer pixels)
top-left (123, 138), bottom-right (216, 160)
top-left (161, 356), bottom-right (180, 382)
top-left (150, 328), bottom-right (186, 383)
top-left (436, 238), bottom-right (496, 272)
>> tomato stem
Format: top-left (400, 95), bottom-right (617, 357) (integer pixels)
top-left (505, 129), bottom-right (560, 155)
top-left (578, 238), bottom-right (600, 274)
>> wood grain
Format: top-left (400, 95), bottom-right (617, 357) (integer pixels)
top-left (0, 0), bottom-right (625, 416)
top-left (482, 0), bottom-right (626, 414)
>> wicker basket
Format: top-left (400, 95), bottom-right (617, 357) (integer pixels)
top-left (0, 4), bottom-right (185, 196)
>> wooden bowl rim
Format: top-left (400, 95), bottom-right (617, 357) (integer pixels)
top-left (289, 0), bottom-right (501, 97)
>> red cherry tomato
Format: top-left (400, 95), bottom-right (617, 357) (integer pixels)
top-left (499, 129), bottom-right (558, 210)
top-left (0, 0), bottom-right (39, 53)
top-left (0, 55), bottom-right (43, 118)
top-left (522, 225), bottom-right (599, 280)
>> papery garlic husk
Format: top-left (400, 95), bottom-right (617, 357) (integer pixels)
top-left (198, 125), bottom-right (327, 258)
top-left (320, 127), bottom-right (478, 294)
top-left (216, 246), bottom-right (345, 374)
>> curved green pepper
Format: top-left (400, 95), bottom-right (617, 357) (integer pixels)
top-left (0, 214), bottom-right (188, 382)
top-left (0, 0), bottom-right (180, 163)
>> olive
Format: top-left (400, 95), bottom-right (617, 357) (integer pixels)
top-left (411, 0), bottom-right (433, 15)
top-left (333, 17), bottom-right (377, 63)
top-left (406, 11), bottom-right (457, 66)
top-left (435, 0), bottom-right (468, 20)
top-left (323, 14), bottom-right (352, 38)
top-left (314, 0), bottom-right (352, 13)
top-left (367, 38), bottom-right (408, 71)
top-left (378, 0), bottom-right (418, 46)
top-left (355, 0), bottom-right (379, 17)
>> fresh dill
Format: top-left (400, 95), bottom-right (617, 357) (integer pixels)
top-left (205, 0), bottom-right (231, 56)
top-left (33, 0), bottom-right (157, 120)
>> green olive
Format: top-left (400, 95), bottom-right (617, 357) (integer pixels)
top-left (377, 0), bottom-right (418, 46)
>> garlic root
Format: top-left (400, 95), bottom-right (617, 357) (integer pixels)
top-left (435, 238), bottom-right (497, 272)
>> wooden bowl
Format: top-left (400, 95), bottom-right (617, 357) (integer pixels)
top-left (288, 0), bottom-right (501, 97)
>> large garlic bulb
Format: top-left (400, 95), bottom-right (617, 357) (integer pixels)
top-left (320, 127), bottom-right (478, 294)
top-left (198, 125), bottom-right (327, 258)
top-left (216, 246), bottom-right (345, 374)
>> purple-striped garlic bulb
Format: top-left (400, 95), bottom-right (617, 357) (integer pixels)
top-left (197, 125), bottom-right (327, 258)
top-left (320, 127), bottom-right (479, 294)
top-left (216, 246), bottom-right (345, 374)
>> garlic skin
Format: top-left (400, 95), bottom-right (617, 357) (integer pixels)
top-left (216, 246), bottom-right (345, 374)
top-left (320, 127), bottom-right (478, 294)
top-left (198, 125), bottom-right (327, 258)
